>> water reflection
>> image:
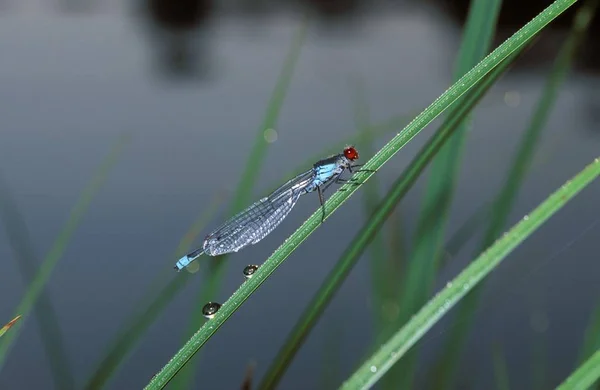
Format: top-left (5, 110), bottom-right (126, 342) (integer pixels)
top-left (6, 0), bottom-right (597, 80)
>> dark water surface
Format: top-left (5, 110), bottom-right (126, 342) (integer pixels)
top-left (0, 2), bottom-right (599, 389)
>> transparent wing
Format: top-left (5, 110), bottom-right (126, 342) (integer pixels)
top-left (203, 169), bottom-right (314, 256)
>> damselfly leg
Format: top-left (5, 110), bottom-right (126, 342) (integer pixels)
top-left (317, 186), bottom-right (326, 222)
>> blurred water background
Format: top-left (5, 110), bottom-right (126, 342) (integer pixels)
top-left (0, 0), bottom-right (599, 389)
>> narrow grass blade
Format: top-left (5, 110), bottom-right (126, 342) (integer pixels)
top-left (397, 0), bottom-right (502, 385)
top-left (170, 17), bottom-right (309, 390)
top-left (578, 302), bottom-right (600, 365)
top-left (145, 2), bottom-right (577, 387)
top-left (0, 316), bottom-right (21, 339)
top-left (84, 194), bottom-right (222, 390)
top-left (349, 76), bottom-right (389, 345)
top-left (556, 348), bottom-right (600, 390)
top-left (340, 157), bottom-right (600, 390)
top-left (0, 134), bottom-right (130, 373)
top-left (0, 174), bottom-right (75, 389)
top-left (430, 2), bottom-right (598, 386)
top-left (492, 343), bottom-right (511, 390)
top-left (257, 45), bottom-right (525, 390)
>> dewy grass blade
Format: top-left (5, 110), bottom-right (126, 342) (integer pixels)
top-left (398, 0), bottom-right (502, 385)
top-left (350, 76), bottom-right (389, 344)
top-left (144, 2), bottom-right (577, 388)
top-left (339, 157), bottom-right (600, 390)
top-left (556, 348), bottom-right (600, 390)
top-left (257, 46), bottom-right (525, 390)
top-left (0, 134), bottom-right (130, 372)
top-left (430, 1), bottom-right (598, 386)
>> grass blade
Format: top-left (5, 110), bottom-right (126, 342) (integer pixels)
top-left (0, 316), bottom-right (21, 339)
top-left (556, 348), bottom-right (600, 390)
top-left (397, 0), bottom-right (502, 385)
top-left (340, 157), bottom-right (600, 390)
top-left (349, 76), bottom-right (389, 345)
top-left (144, 2), bottom-right (577, 387)
top-left (492, 343), bottom-right (511, 390)
top-left (430, 2), bottom-right (598, 386)
top-left (257, 45), bottom-right (526, 390)
top-left (0, 174), bottom-right (75, 389)
top-left (579, 302), bottom-right (600, 364)
top-left (0, 133), bottom-right (130, 372)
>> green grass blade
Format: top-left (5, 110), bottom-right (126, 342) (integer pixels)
top-left (0, 316), bottom-right (21, 339)
top-left (349, 76), bottom-right (389, 345)
top-left (397, 0), bottom-right (502, 385)
top-left (0, 134), bottom-right (130, 372)
top-left (430, 2), bottom-right (598, 386)
top-left (171, 18), bottom-right (308, 390)
top-left (492, 343), bottom-right (511, 390)
top-left (0, 175), bottom-right (75, 389)
top-left (340, 157), bottom-right (600, 390)
top-left (257, 45), bottom-right (524, 390)
top-left (83, 194), bottom-right (222, 390)
top-left (578, 302), bottom-right (600, 365)
top-left (144, 2), bottom-right (577, 387)
top-left (556, 348), bottom-right (600, 390)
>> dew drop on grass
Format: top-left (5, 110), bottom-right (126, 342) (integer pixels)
top-left (202, 302), bottom-right (222, 319)
top-left (243, 264), bottom-right (259, 279)
top-left (370, 365), bottom-right (377, 373)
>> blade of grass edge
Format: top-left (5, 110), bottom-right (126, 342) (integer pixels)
top-left (257, 44), bottom-right (525, 390)
top-left (556, 348), bottom-right (600, 390)
top-left (430, 2), bottom-right (598, 387)
top-left (144, 2), bottom-right (578, 387)
top-left (0, 133), bottom-right (130, 372)
top-left (339, 156), bottom-right (600, 390)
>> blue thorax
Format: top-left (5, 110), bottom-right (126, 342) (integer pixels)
top-left (303, 154), bottom-right (350, 193)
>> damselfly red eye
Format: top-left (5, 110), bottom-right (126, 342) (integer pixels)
top-left (343, 146), bottom-right (359, 160)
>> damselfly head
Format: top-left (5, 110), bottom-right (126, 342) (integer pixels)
top-left (343, 146), bottom-right (359, 161)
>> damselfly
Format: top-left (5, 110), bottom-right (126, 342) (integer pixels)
top-left (174, 146), bottom-right (366, 271)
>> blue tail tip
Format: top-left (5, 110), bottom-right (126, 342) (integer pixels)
top-left (174, 255), bottom-right (190, 272)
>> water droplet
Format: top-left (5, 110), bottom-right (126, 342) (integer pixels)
top-left (185, 261), bottom-right (200, 274)
top-left (446, 281), bottom-right (453, 289)
top-left (523, 215), bottom-right (529, 221)
top-left (202, 302), bottom-right (222, 319)
top-left (243, 264), bottom-right (259, 279)
top-left (263, 128), bottom-right (278, 143)
top-left (370, 365), bottom-right (377, 373)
